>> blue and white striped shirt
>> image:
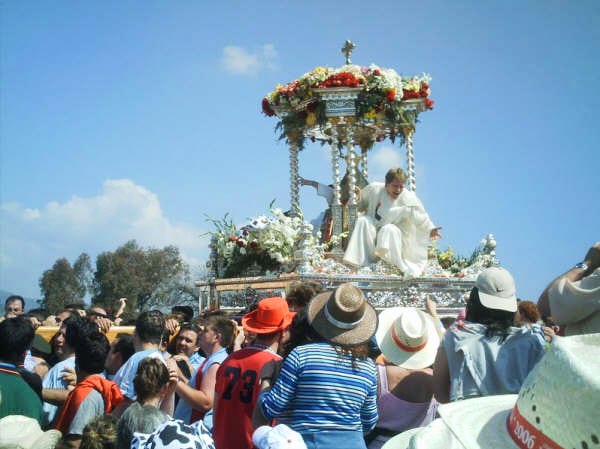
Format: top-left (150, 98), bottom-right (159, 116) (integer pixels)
top-left (259, 342), bottom-right (378, 433)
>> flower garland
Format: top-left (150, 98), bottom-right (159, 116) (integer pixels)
top-left (262, 64), bottom-right (433, 149)
top-left (204, 206), bottom-right (326, 278)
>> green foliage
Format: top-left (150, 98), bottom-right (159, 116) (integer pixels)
top-left (39, 254), bottom-right (91, 314)
top-left (92, 240), bottom-right (195, 317)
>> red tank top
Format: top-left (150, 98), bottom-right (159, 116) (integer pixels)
top-left (212, 347), bottom-right (281, 449)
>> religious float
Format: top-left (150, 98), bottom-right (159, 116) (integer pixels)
top-left (196, 42), bottom-right (499, 316)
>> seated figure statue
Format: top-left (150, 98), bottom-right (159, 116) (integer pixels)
top-left (343, 167), bottom-right (441, 277)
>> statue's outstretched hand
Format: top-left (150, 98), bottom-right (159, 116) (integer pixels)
top-left (430, 227), bottom-right (442, 240)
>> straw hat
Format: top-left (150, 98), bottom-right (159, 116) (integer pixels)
top-left (242, 297), bottom-right (296, 334)
top-left (548, 268), bottom-right (600, 335)
top-left (0, 415), bottom-right (62, 449)
top-left (382, 333), bottom-right (600, 449)
top-left (375, 307), bottom-right (440, 369)
top-left (307, 283), bottom-right (377, 346)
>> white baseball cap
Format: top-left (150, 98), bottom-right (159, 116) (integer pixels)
top-left (476, 267), bottom-right (517, 312)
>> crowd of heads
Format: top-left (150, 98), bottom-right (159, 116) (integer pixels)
top-left (1, 243), bottom-right (598, 449)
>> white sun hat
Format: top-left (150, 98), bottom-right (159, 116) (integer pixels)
top-left (382, 333), bottom-right (600, 449)
top-left (0, 415), bottom-right (62, 449)
top-left (548, 267), bottom-right (600, 335)
top-left (375, 307), bottom-right (440, 369)
top-left (252, 424), bottom-right (307, 449)
top-left (476, 266), bottom-right (517, 312)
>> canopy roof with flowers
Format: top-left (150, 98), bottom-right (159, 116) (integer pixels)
top-left (262, 63), bottom-right (433, 151)
top-left (261, 42), bottom-right (435, 258)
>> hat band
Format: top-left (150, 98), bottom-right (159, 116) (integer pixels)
top-left (506, 404), bottom-right (561, 449)
top-left (324, 303), bottom-right (364, 330)
top-left (391, 326), bottom-right (427, 353)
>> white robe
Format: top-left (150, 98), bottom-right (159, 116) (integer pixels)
top-left (343, 182), bottom-right (435, 277)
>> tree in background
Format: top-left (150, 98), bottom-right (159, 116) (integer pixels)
top-left (92, 240), bottom-right (196, 320)
top-left (39, 254), bottom-right (92, 313)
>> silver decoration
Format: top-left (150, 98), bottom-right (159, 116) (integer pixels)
top-left (330, 127), bottom-right (343, 255)
top-left (406, 131), bottom-right (416, 192)
top-left (341, 40), bottom-right (355, 64)
top-left (296, 222), bottom-right (316, 274)
top-left (289, 142), bottom-right (300, 216)
top-left (360, 150), bottom-right (368, 180)
top-left (314, 87), bottom-right (361, 117)
top-left (346, 142), bottom-right (358, 235)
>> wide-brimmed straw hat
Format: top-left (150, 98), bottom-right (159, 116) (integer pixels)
top-left (242, 297), bottom-right (296, 334)
top-left (382, 333), bottom-right (600, 449)
top-left (307, 283), bottom-right (377, 346)
top-left (375, 307), bottom-right (440, 369)
top-left (0, 415), bottom-right (62, 449)
top-left (548, 268), bottom-right (600, 335)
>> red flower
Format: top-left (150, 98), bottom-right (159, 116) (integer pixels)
top-left (228, 236), bottom-right (237, 242)
top-left (425, 98), bottom-right (435, 109)
top-left (373, 69), bottom-right (381, 76)
top-left (236, 238), bottom-right (246, 247)
top-left (261, 98), bottom-right (275, 116)
top-left (386, 89), bottom-right (396, 102)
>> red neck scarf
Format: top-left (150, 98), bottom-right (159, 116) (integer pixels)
top-left (55, 375), bottom-right (124, 434)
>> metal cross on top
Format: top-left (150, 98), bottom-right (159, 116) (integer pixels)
top-left (341, 40), bottom-right (355, 64)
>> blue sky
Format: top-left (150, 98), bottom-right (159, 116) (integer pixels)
top-left (1, 1), bottom-right (599, 303)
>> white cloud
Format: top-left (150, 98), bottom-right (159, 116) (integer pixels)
top-left (369, 146), bottom-right (404, 181)
top-left (0, 179), bottom-right (209, 298)
top-left (220, 44), bottom-right (278, 75)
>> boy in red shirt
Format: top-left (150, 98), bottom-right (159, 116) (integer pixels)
top-left (212, 297), bottom-right (295, 449)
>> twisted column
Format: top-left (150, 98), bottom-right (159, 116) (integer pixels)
top-left (289, 141), bottom-right (300, 216)
top-left (346, 127), bottom-right (358, 234)
top-left (360, 149), bottom-right (368, 180)
top-left (330, 126), bottom-right (343, 254)
top-left (403, 126), bottom-right (416, 192)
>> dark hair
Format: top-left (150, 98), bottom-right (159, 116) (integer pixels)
top-left (113, 333), bottom-right (135, 363)
top-left (0, 316), bottom-right (35, 363)
top-left (281, 309), bottom-right (319, 358)
top-left (466, 287), bottom-right (516, 341)
top-left (5, 295), bottom-right (25, 311)
top-left (65, 316), bottom-right (98, 349)
top-left (80, 414), bottom-right (118, 449)
top-left (171, 305), bottom-right (194, 323)
top-left (135, 310), bottom-right (165, 344)
top-left (64, 302), bottom-right (86, 311)
top-left (76, 331), bottom-right (110, 374)
top-left (25, 308), bottom-right (49, 322)
top-left (285, 281), bottom-right (325, 310)
top-left (134, 358), bottom-right (170, 403)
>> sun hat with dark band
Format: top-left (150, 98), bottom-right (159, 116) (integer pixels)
top-left (307, 283), bottom-right (377, 346)
top-left (375, 307), bottom-right (440, 369)
top-left (382, 333), bottom-right (600, 449)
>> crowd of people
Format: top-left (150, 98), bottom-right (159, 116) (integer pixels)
top-left (0, 242), bottom-right (598, 449)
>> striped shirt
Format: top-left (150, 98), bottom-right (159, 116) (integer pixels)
top-left (259, 342), bottom-right (378, 433)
